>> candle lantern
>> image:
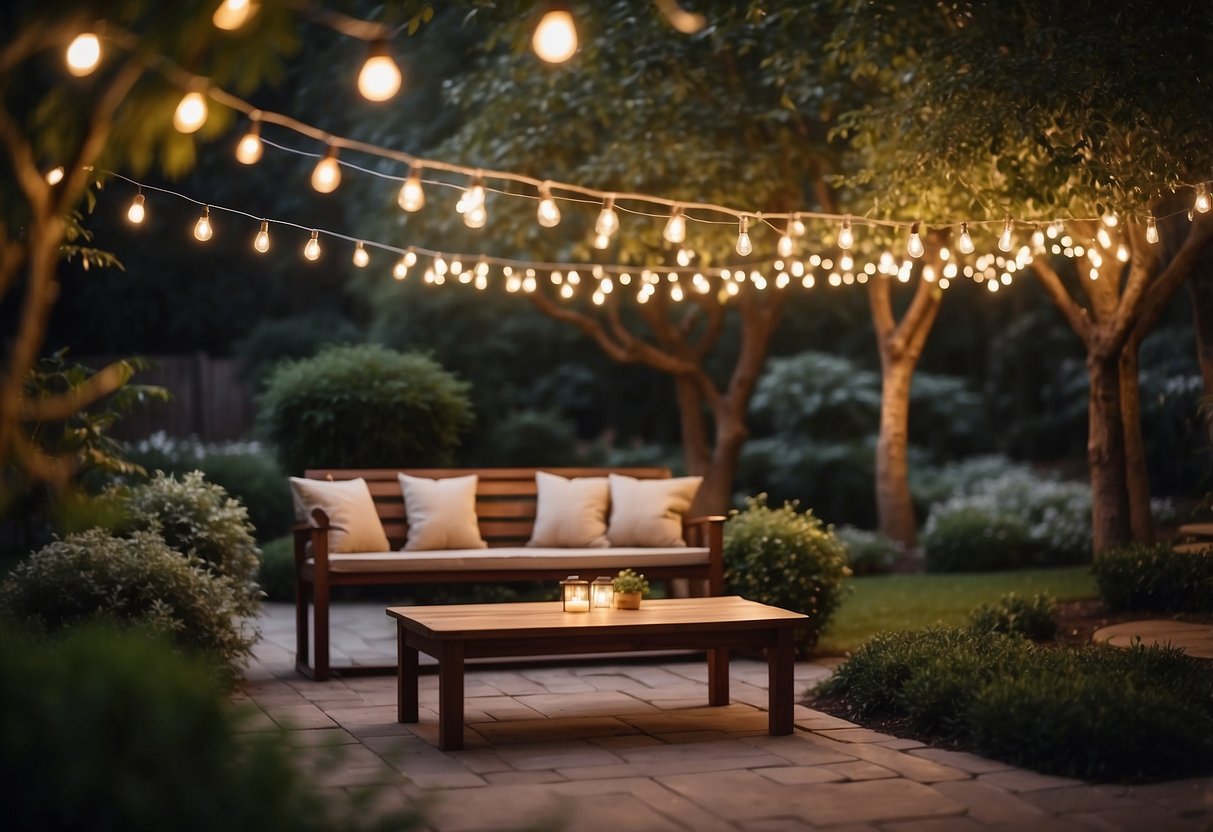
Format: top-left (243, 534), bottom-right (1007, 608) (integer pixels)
top-left (560, 576), bottom-right (590, 613)
top-left (591, 577), bottom-right (614, 609)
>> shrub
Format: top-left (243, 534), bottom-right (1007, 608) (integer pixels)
top-left (0, 529), bottom-right (256, 681)
top-left (121, 471), bottom-right (261, 616)
top-left (723, 495), bottom-right (850, 653)
top-left (258, 535), bottom-right (296, 603)
top-left (232, 312), bottom-right (364, 390)
top-left (258, 345), bottom-right (473, 475)
top-left (921, 503), bottom-right (1031, 572)
top-left (910, 455), bottom-right (1033, 509)
top-left (1092, 542), bottom-right (1213, 612)
top-left (0, 625), bottom-right (423, 832)
top-left (475, 409), bottom-right (582, 466)
top-left (835, 525), bottom-right (902, 575)
top-left (968, 592), bottom-right (1058, 640)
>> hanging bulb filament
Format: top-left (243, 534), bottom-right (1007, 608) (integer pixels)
top-left (1195, 183), bottom-right (1211, 214)
top-left (957, 222), bottom-right (975, 254)
top-left (595, 195), bottom-right (619, 238)
top-left (663, 206), bottom-right (686, 244)
top-left (1145, 214), bottom-right (1159, 245)
top-left (126, 192), bottom-right (145, 225)
top-left (398, 166), bottom-right (425, 212)
top-left (907, 222), bottom-right (924, 259)
top-left (997, 217), bottom-right (1014, 253)
top-left (735, 216), bottom-right (752, 256)
top-left (837, 215), bottom-right (854, 250)
top-left (253, 220), bottom-right (270, 253)
top-left (303, 230), bottom-right (321, 261)
top-left (194, 206), bottom-right (213, 241)
top-left (536, 183), bottom-right (561, 227)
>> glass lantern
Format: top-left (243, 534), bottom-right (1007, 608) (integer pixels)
top-left (560, 576), bottom-right (590, 613)
top-left (591, 577), bottom-right (614, 609)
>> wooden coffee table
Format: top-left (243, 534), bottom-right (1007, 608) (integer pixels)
top-left (386, 596), bottom-right (808, 750)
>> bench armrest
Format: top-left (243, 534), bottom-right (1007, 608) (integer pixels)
top-left (292, 508), bottom-right (332, 572)
top-left (683, 515), bottom-right (726, 594)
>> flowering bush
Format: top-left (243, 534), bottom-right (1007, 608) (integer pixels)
top-left (834, 525), bottom-right (902, 575)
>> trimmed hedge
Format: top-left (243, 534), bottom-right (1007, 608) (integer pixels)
top-left (1092, 542), bottom-right (1213, 612)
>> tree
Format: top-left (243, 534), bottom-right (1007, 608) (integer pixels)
top-left (830, 0), bottom-right (1213, 552)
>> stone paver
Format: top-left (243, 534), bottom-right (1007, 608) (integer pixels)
top-left (245, 602), bottom-right (1213, 831)
top-left (1093, 619), bottom-right (1213, 659)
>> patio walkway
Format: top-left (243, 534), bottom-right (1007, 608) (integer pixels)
top-left (245, 602), bottom-right (1213, 831)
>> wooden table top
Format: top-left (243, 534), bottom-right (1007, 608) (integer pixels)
top-left (386, 596), bottom-right (806, 640)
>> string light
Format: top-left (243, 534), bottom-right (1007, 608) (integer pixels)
top-left (353, 241), bottom-right (369, 267)
top-left (357, 40), bottom-right (402, 102)
top-left (532, 3), bottom-right (578, 63)
top-left (254, 220), bottom-right (270, 252)
top-left (304, 230), bottom-right (321, 261)
top-left (45, 166), bottom-right (65, 186)
top-left (235, 120), bottom-right (263, 165)
top-left (777, 217), bottom-right (795, 258)
top-left (676, 247), bottom-right (693, 267)
top-left (193, 206), bottom-right (213, 242)
top-left (536, 183), bottom-right (561, 227)
top-left (735, 217), bottom-right (752, 256)
top-left (126, 191), bottom-right (145, 224)
top-left (907, 222), bottom-right (924, 259)
top-left (1195, 183), bottom-right (1211, 214)
top-left (212, 0), bottom-right (257, 31)
top-left (173, 91), bottom-right (208, 133)
top-left (1116, 243), bottom-right (1130, 263)
top-left (311, 146), bottom-right (341, 193)
top-left (1146, 214), bottom-right (1159, 244)
top-left (1096, 226), bottom-right (1112, 249)
top-left (398, 166), bottom-right (425, 212)
top-left (997, 217), bottom-right (1014, 252)
top-left (663, 206), bottom-right (686, 244)
top-left (1030, 227), bottom-right (1045, 252)
top-left (595, 195), bottom-right (619, 238)
top-left (65, 33), bottom-right (101, 76)
top-left (393, 255), bottom-right (409, 280)
top-left (837, 215), bottom-right (854, 250)
top-left (957, 221), bottom-right (975, 254)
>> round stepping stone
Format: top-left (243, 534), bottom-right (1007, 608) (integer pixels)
top-left (1093, 620), bottom-right (1213, 659)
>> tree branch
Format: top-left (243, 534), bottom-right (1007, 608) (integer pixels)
top-left (1030, 257), bottom-right (1092, 344)
top-left (17, 360), bottom-right (133, 422)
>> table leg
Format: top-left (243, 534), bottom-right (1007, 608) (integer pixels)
top-left (397, 625), bottom-right (418, 724)
top-left (438, 640), bottom-right (465, 751)
top-left (708, 647), bottom-right (729, 706)
top-left (767, 627), bottom-right (794, 735)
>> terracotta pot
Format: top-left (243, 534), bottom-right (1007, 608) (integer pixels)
top-left (613, 591), bottom-right (642, 610)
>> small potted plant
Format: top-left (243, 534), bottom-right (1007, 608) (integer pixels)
top-left (612, 568), bottom-right (650, 609)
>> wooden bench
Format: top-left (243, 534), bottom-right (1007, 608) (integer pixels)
top-left (293, 467), bottom-right (725, 680)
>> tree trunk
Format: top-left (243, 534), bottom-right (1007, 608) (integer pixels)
top-left (876, 360), bottom-right (917, 546)
top-left (692, 409), bottom-right (748, 517)
top-left (1119, 343), bottom-right (1153, 542)
top-left (1191, 269), bottom-right (1213, 405)
top-left (1087, 353), bottom-right (1132, 553)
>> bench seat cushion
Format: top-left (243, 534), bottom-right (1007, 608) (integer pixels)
top-left (312, 546), bottom-right (711, 573)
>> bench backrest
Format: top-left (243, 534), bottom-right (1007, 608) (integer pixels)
top-left (302, 467), bottom-right (673, 549)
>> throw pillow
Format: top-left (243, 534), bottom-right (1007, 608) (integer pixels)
top-left (606, 474), bottom-right (703, 547)
top-left (289, 477), bottom-right (390, 553)
top-left (527, 471), bottom-right (610, 548)
top-left (398, 474), bottom-right (487, 551)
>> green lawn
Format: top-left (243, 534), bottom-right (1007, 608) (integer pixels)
top-left (816, 565), bottom-right (1097, 656)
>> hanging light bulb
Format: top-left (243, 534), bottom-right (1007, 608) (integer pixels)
top-left (735, 217), bottom-right (752, 256)
top-left (593, 233), bottom-right (610, 249)
top-left (907, 222), bottom-right (924, 258)
top-left (193, 206), bottom-right (213, 242)
top-left (357, 40), bottom-right (402, 102)
top-left (213, 0), bottom-right (258, 31)
top-left (1030, 227), bottom-right (1045, 251)
top-left (957, 222), bottom-right (975, 254)
top-left (253, 220), bottom-right (270, 253)
top-left (997, 217), bottom-right (1014, 252)
top-left (126, 192), bottom-right (145, 225)
top-left (595, 195), bottom-right (619, 238)
top-left (461, 175), bottom-right (486, 214)
top-left (352, 242), bottom-right (369, 267)
top-left (791, 214), bottom-right (806, 237)
top-left (536, 183), bottom-right (561, 227)
top-left (235, 120), bottom-right (263, 164)
top-left (663, 206), bottom-right (686, 244)
top-left (393, 256), bottom-right (409, 280)
top-left (311, 146), bottom-right (341, 193)
top-left (464, 203), bottom-right (487, 229)
top-left (1096, 226), bottom-right (1112, 249)
top-left (837, 215), bottom-right (854, 250)
top-left (1116, 243), bottom-right (1130, 263)
top-left (1145, 213), bottom-right (1159, 245)
top-left (65, 33), bottom-right (101, 76)
top-left (45, 166), bottom-right (65, 186)
top-left (398, 166), bottom-right (425, 212)
top-left (532, 3), bottom-right (578, 63)
top-left (303, 230), bottom-right (321, 261)
top-left (777, 216), bottom-right (796, 258)
top-left (1195, 183), bottom-right (1211, 214)
top-left (173, 90), bottom-right (208, 133)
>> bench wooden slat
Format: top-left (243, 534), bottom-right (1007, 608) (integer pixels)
top-left (307, 467), bottom-right (671, 483)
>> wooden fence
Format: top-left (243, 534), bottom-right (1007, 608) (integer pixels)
top-left (80, 353), bottom-right (255, 441)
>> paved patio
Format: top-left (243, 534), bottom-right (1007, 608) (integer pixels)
top-left (244, 602), bottom-right (1213, 831)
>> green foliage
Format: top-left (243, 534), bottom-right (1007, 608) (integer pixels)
top-left (611, 568), bottom-right (649, 595)
top-left (1092, 542), bottom-right (1213, 612)
top-left (0, 528), bottom-right (256, 682)
top-left (834, 525), bottom-right (902, 576)
top-left (475, 410), bottom-right (583, 467)
top-left (258, 535), bottom-right (295, 603)
top-left (723, 495), bottom-right (851, 652)
top-left (817, 628), bottom-right (1213, 782)
top-left (120, 471), bottom-right (261, 616)
top-left (921, 506), bottom-right (1031, 573)
top-left (233, 313), bottom-right (364, 390)
top-left (0, 624), bottom-right (424, 832)
top-left (968, 592), bottom-right (1058, 641)
top-left (257, 344), bottom-right (473, 475)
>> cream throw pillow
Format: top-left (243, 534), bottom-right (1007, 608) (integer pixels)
top-left (606, 474), bottom-right (703, 547)
top-left (289, 477), bottom-right (390, 553)
top-left (527, 471), bottom-right (610, 548)
top-left (398, 474), bottom-right (487, 551)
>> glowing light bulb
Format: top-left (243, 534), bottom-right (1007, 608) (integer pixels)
top-left (311, 146), bottom-right (341, 193)
top-left (1030, 228), bottom-right (1045, 251)
top-left (235, 122), bottom-right (262, 164)
top-left (1096, 227), bottom-right (1112, 249)
top-left (303, 230), bottom-right (321, 261)
top-left (791, 215), bottom-right (806, 236)
top-left (357, 41), bottom-right (402, 102)
top-left (194, 207), bottom-right (213, 242)
top-left (663, 207), bottom-right (686, 244)
top-left (352, 242), bottom-right (369, 268)
top-left (213, 0), bottom-right (257, 30)
top-left (532, 6), bottom-right (577, 63)
top-left (1146, 214), bottom-right (1159, 245)
top-left (393, 257), bottom-right (409, 280)
top-left (1102, 213), bottom-right (1118, 227)
top-left (254, 220), bottom-right (270, 253)
top-left (398, 167), bottom-right (425, 212)
top-left (45, 166), bottom-right (65, 186)
top-left (777, 231), bottom-right (794, 258)
top-left (1088, 248), bottom-right (1102, 268)
top-left (997, 217), bottom-right (1014, 253)
top-left (127, 193), bottom-right (145, 224)
top-left (536, 184), bottom-right (561, 227)
top-left (907, 222), bottom-right (924, 259)
top-left (957, 222), bottom-right (975, 254)
top-left (595, 195), bottom-right (619, 237)
top-left (837, 215), bottom-right (854, 250)
top-left (404, 250), bottom-right (417, 268)
top-left (676, 247), bottom-right (693, 267)
top-left (1195, 183), bottom-right (1211, 214)
top-left (1116, 243), bottom-right (1130, 263)
top-left (66, 33), bottom-right (101, 76)
top-left (173, 91), bottom-right (208, 133)
top-left (735, 217), bottom-right (752, 256)
top-left (465, 204), bottom-right (487, 229)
